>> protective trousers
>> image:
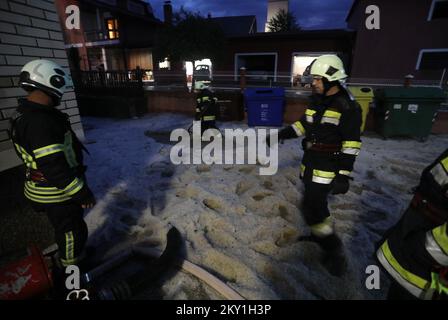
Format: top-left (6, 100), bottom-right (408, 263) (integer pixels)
top-left (38, 201), bottom-right (88, 267)
top-left (301, 169), bottom-right (334, 237)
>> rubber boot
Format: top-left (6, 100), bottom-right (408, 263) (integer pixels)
top-left (316, 234), bottom-right (348, 277)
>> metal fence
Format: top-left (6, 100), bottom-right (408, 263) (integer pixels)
top-left (74, 70), bottom-right (145, 95)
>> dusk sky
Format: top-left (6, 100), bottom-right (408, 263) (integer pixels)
top-left (147, 0), bottom-right (356, 31)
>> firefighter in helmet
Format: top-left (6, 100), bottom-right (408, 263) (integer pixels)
top-left (11, 59), bottom-right (95, 270)
top-left (194, 81), bottom-right (219, 138)
top-left (377, 149), bottom-right (448, 300)
top-left (267, 54), bottom-right (362, 276)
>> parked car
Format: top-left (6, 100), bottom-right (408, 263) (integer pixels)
top-left (194, 64), bottom-right (212, 81)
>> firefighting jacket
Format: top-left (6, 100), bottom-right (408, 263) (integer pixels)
top-left (377, 149), bottom-right (448, 299)
top-left (280, 89), bottom-right (362, 184)
top-left (195, 89), bottom-right (218, 122)
top-left (11, 99), bottom-right (93, 205)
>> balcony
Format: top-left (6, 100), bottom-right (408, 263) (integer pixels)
top-left (84, 30), bottom-right (120, 43)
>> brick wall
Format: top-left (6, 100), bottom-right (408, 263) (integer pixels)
top-left (0, 0), bottom-right (85, 172)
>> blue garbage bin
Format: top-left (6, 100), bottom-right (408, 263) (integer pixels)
top-left (244, 87), bottom-right (285, 127)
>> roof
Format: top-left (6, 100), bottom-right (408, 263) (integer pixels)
top-left (210, 15), bottom-right (257, 37)
top-left (229, 29), bottom-right (355, 41)
top-left (345, 0), bottom-right (360, 22)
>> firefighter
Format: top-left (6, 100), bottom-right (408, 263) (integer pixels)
top-left (10, 59), bottom-right (96, 271)
top-left (267, 55), bottom-right (362, 276)
top-left (195, 81), bottom-right (219, 137)
top-left (376, 149), bottom-right (448, 300)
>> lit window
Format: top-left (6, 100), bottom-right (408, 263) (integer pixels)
top-left (106, 18), bottom-right (119, 39)
top-left (417, 50), bottom-right (448, 69)
top-left (428, 0), bottom-right (448, 20)
top-left (159, 57), bottom-right (170, 70)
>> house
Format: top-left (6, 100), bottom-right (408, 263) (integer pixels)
top-left (217, 29), bottom-right (355, 85)
top-left (346, 0), bottom-right (448, 86)
top-left (55, 0), bottom-right (162, 74)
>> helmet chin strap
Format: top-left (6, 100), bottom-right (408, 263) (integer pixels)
top-left (322, 77), bottom-right (340, 96)
top-left (51, 95), bottom-right (61, 107)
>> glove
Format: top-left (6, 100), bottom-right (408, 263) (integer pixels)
top-left (332, 174), bottom-right (352, 195)
top-left (278, 126), bottom-right (297, 140)
top-left (71, 184), bottom-right (96, 208)
top-left (301, 138), bottom-right (308, 151)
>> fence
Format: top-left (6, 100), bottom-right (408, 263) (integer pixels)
top-left (73, 70), bottom-right (146, 118)
top-left (72, 69), bottom-right (448, 115)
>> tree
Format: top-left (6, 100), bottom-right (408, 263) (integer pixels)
top-left (267, 9), bottom-right (300, 32)
top-left (154, 7), bottom-right (226, 70)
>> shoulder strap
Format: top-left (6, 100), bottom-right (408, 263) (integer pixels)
top-left (9, 111), bottom-right (25, 160)
top-left (9, 110), bottom-right (23, 144)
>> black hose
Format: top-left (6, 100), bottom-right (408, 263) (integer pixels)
top-left (97, 227), bottom-right (182, 300)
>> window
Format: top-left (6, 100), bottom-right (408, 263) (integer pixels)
top-left (159, 57), bottom-right (170, 70)
top-left (106, 18), bottom-right (119, 39)
top-left (428, 0), bottom-right (448, 20)
top-left (235, 53), bottom-right (278, 81)
top-left (416, 49), bottom-right (448, 70)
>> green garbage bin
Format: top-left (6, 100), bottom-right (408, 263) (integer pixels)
top-left (374, 87), bottom-right (446, 141)
top-left (347, 86), bottom-right (374, 132)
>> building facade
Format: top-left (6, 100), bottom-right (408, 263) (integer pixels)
top-left (218, 30), bottom-right (354, 85)
top-left (55, 0), bottom-right (161, 75)
top-left (0, 0), bottom-right (84, 172)
top-left (347, 0), bottom-right (448, 86)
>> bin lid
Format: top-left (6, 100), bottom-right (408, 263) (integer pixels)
top-left (244, 87), bottom-right (285, 98)
top-left (375, 87), bottom-right (446, 101)
top-left (347, 86), bottom-right (374, 98)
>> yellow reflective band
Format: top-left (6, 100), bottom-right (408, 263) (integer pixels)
top-left (305, 109), bottom-right (316, 116)
top-left (33, 144), bottom-right (64, 159)
top-left (60, 257), bottom-right (78, 267)
top-left (430, 163), bottom-right (448, 187)
top-left (15, 143), bottom-right (37, 169)
top-left (313, 170), bottom-right (336, 179)
top-left (64, 131), bottom-right (78, 168)
top-left (432, 223), bottom-right (448, 256)
top-left (323, 110), bottom-right (341, 119)
top-left (441, 157), bottom-right (448, 172)
top-left (380, 240), bottom-right (428, 290)
top-left (321, 117), bottom-right (340, 125)
top-left (300, 164), bottom-right (306, 178)
top-left (342, 141), bottom-right (362, 155)
top-left (426, 229), bottom-right (448, 266)
top-left (293, 121), bottom-right (305, 136)
top-left (63, 177), bottom-right (84, 196)
top-left (312, 169), bottom-right (335, 184)
top-left (310, 217), bottom-right (334, 237)
top-left (342, 141), bottom-right (362, 149)
top-left (202, 116), bottom-right (216, 121)
top-left (341, 148), bottom-right (360, 156)
top-left (24, 189), bottom-right (70, 203)
top-left (339, 170), bottom-right (351, 176)
top-left (25, 182), bottom-right (65, 195)
top-left (66, 231), bottom-right (74, 263)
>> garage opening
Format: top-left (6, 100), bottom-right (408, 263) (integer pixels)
top-left (291, 53), bottom-right (334, 87)
top-left (235, 53), bottom-right (277, 81)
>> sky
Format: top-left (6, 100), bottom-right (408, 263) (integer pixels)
top-left (146, 0), bottom-right (356, 31)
